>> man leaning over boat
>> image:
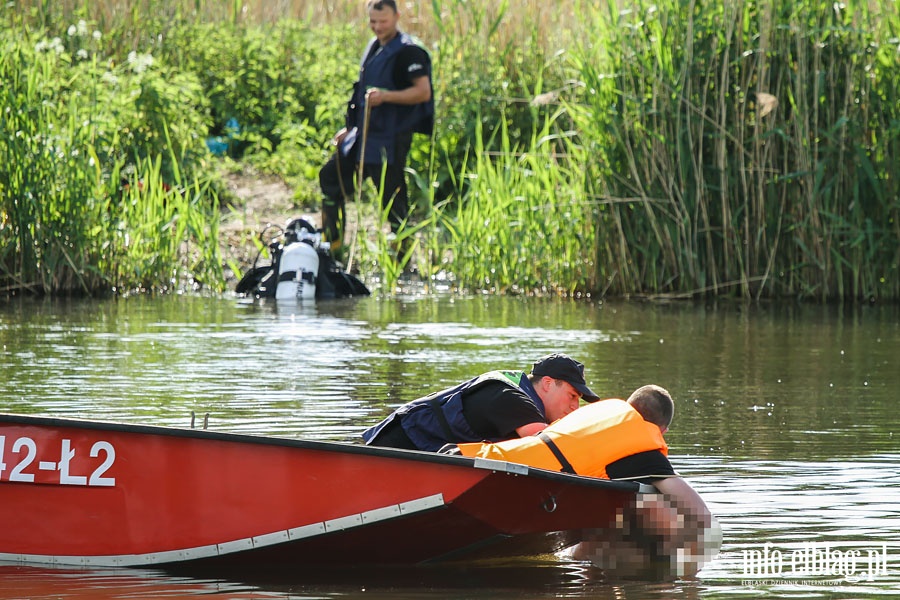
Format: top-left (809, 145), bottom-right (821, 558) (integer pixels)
top-left (446, 385), bottom-right (722, 578)
top-left (362, 354), bottom-right (599, 452)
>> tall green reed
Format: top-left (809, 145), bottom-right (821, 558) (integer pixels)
top-left (425, 108), bottom-right (597, 296)
top-left (346, 179), bottom-right (424, 295)
top-left (112, 151), bottom-right (222, 294)
top-left (567, 0), bottom-right (899, 300)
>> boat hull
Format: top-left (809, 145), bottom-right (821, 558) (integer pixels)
top-left (0, 414), bottom-right (643, 569)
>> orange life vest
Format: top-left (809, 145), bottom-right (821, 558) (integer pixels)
top-left (457, 399), bottom-right (668, 479)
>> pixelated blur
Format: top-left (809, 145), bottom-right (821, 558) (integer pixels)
top-left (569, 492), bottom-right (722, 580)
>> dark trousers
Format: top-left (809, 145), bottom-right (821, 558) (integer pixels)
top-left (318, 132), bottom-right (413, 248)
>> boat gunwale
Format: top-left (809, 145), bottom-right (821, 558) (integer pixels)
top-left (0, 412), bottom-right (642, 492)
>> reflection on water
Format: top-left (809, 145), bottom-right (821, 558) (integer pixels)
top-left (0, 561), bottom-right (699, 600)
top-left (679, 455), bottom-right (900, 598)
top-left (0, 565), bottom-right (283, 599)
top-left (1, 295), bottom-right (898, 598)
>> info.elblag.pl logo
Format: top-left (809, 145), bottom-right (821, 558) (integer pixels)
top-left (741, 541), bottom-right (893, 583)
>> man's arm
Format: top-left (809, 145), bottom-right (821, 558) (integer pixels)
top-left (636, 476), bottom-right (721, 576)
top-left (461, 382), bottom-right (548, 441)
top-left (365, 76), bottom-right (431, 107)
top-left (515, 421), bottom-right (548, 437)
top-left (651, 475), bottom-right (714, 531)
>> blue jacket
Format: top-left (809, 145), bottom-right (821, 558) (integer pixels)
top-left (362, 371), bottom-right (546, 452)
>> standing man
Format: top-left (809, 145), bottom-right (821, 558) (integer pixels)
top-left (362, 354), bottom-right (601, 452)
top-left (319, 0), bottom-right (434, 254)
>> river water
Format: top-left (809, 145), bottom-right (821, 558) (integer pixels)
top-left (1, 295), bottom-right (898, 599)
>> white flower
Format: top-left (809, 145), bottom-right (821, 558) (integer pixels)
top-left (127, 51), bottom-right (154, 74)
top-left (34, 38), bottom-right (65, 54)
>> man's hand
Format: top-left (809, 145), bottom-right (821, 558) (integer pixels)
top-left (365, 88), bottom-right (387, 107)
top-left (331, 127), bottom-right (348, 146)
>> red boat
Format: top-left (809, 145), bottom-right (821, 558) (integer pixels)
top-left (0, 413), bottom-right (647, 572)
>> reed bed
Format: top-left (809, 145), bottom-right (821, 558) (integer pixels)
top-left (0, 25), bottom-right (222, 295)
top-left (565, 0), bottom-right (899, 300)
top-left (4, 0), bottom-right (899, 300)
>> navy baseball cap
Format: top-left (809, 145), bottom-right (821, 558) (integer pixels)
top-left (531, 353), bottom-right (599, 401)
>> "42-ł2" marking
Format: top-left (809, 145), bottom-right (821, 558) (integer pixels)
top-left (0, 435), bottom-right (116, 487)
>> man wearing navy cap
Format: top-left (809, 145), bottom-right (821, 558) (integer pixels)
top-left (363, 353), bottom-right (600, 452)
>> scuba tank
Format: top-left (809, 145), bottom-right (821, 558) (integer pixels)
top-left (257, 219), bottom-right (318, 301)
top-left (274, 229), bottom-right (319, 301)
top-left (235, 218), bottom-right (370, 300)
top-left (274, 241), bottom-right (318, 300)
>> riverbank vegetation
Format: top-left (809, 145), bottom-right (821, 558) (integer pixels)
top-left (2, 0), bottom-right (898, 300)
